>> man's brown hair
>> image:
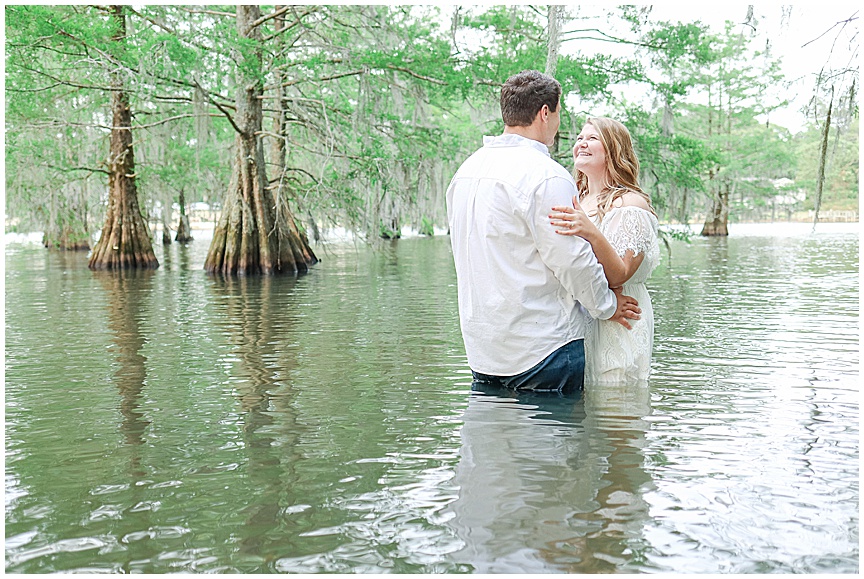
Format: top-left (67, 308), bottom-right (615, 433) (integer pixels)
top-left (500, 70), bottom-right (562, 127)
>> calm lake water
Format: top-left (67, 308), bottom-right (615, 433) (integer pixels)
top-left (5, 222), bottom-right (859, 573)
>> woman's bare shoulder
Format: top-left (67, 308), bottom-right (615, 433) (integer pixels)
top-left (615, 191), bottom-right (651, 211)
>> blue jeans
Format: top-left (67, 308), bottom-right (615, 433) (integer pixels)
top-left (471, 340), bottom-right (585, 394)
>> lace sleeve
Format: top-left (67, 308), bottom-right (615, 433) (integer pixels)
top-left (600, 206), bottom-right (658, 258)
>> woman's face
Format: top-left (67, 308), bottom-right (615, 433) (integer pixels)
top-left (573, 123), bottom-right (606, 176)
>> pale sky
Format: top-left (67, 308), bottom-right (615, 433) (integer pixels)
top-left (649, 4), bottom-right (858, 131)
top-left (557, 4), bottom-right (859, 132)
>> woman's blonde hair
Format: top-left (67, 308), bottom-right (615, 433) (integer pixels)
top-left (574, 117), bottom-right (654, 223)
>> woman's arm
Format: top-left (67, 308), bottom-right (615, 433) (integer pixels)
top-left (548, 205), bottom-right (644, 288)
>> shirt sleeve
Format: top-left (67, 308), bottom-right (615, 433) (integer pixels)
top-left (528, 175), bottom-right (617, 321)
top-left (602, 207), bottom-right (658, 257)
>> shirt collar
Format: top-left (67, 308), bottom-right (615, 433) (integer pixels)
top-left (482, 133), bottom-right (550, 157)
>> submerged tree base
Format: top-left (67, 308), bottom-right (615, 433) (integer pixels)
top-left (700, 220), bottom-right (729, 236)
top-left (43, 230), bottom-right (90, 251)
top-left (205, 219), bottom-right (317, 276)
top-left (202, 154), bottom-right (319, 275)
top-left (88, 205), bottom-right (160, 270)
top-left (89, 251), bottom-right (160, 270)
top-left (175, 215), bottom-right (193, 243)
top-left (379, 218), bottom-right (401, 240)
top-left (203, 169), bottom-right (318, 275)
top-left (89, 213), bottom-right (159, 270)
top-left (702, 195), bottom-right (729, 236)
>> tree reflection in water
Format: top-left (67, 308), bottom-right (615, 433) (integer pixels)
top-left (97, 268), bottom-right (158, 573)
top-left (207, 274), bottom-right (306, 565)
top-left (446, 381), bottom-right (653, 573)
top-left (98, 269), bottom-right (156, 476)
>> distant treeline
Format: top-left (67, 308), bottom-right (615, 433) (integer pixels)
top-left (5, 6), bottom-right (858, 267)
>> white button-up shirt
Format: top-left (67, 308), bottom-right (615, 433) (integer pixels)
top-left (446, 133), bottom-right (617, 376)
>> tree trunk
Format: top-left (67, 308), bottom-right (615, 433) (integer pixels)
top-left (267, 6), bottom-right (312, 250)
top-left (204, 5), bottom-right (317, 275)
top-left (269, 5), bottom-right (287, 194)
top-left (545, 5), bottom-right (561, 157)
top-left (545, 5), bottom-right (561, 77)
top-left (161, 196), bottom-right (172, 244)
top-left (175, 187), bottom-right (193, 242)
top-left (377, 186), bottom-right (401, 239)
top-left (89, 5), bottom-right (158, 270)
top-left (701, 180), bottom-right (730, 236)
top-left (701, 79), bottom-right (728, 237)
top-left (812, 85), bottom-right (834, 232)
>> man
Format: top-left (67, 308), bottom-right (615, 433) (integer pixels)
top-left (446, 70), bottom-right (640, 393)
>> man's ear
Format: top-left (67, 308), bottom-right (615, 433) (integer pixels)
top-left (539, 104), bottom-right (550, 122)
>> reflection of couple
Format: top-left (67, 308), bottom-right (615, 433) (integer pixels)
top-left (444, 382), bottom-right (654, 572)
top-left (446, 70), bottom-right (659, 390)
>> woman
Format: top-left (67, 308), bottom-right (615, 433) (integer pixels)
top-left (549, 117), bottom-right (660, 384)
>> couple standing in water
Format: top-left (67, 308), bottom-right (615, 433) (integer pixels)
top-left (446, 69), bottom-right (659, 392)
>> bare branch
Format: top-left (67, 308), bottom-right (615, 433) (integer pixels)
top-left (7, 40), bottom-right (88, 59)
top-left (126, 6), bottom-right (177, 36)
top-left (820, 68), bottom-right (859, 82)
top-left (286, 167), bottom-right (320, 182)
top-left (134, 113), bottom-right (205, 130)
top-left (14, 62), bottom-right (116, 92)
top-left (6, 82), bottom-right (65, 93)
top-left (802, 14), bottom-right (859, 48)
top-left (274, 69), bottom-right (365, 90)
top-left (194, 79), bottom-right (242, 134)
top-left (262, 7), bottom-right (317, 41)
top-left (19, 112), bottom-right (223, 132)
top-left (181, 7), bottom-right (235, 19)
top-left (560, 27), bottom-right (658, 49)
top-left (251, 5), bottom-right (292, 30)
top-left (386, 64), bottom-right (447, 86)
top-left (266, 166), bottom-right (320, 185)
top-left (12, 62), bottom-right (230, 114)
top-left (45, 163), bottom-right (110, 175)
top-left (256, 130), bottom-right (285, 140)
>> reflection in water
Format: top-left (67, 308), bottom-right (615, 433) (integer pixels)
top-left (447, 382), bottom-right (653, 573)
top-left (96, 269), bottom-right (158, 573)
top-left (96, 270), bottom-right (155, 471)
top-left (4, 228), bottom-right (858, 573)
top-left (207, 274), bottom-right (305, 563)
top-left (577, 383), bottom-right (653, 572)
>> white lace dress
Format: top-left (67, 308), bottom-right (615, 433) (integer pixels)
top-left (585, 206), bottom-right (660, 385)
